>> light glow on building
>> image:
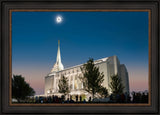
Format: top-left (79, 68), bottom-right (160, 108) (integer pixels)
top-left (44, 40), bottom-right (129, 100)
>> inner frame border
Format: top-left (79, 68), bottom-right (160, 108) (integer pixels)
top-left (9, 9), bottom-right (151, 107)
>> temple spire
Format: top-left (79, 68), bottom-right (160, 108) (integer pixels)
top-left (51, 40), bottom-right (64, 73)
top-left (56, 40), bottom-right (61, 63)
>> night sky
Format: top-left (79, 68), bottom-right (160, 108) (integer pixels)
top-left (12, 11), bottom-right (149, 95)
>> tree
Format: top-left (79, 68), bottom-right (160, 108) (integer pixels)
top-left (12, 75), bottom-right (35, 102)
top-left (99, 86), bottom-right (108, 98)
top-left (81, 58), bottom-right (107, 99)
top-left (58, 76), bottom-right (70, 96)
top-left (109, 74), bottom-right (124, 95)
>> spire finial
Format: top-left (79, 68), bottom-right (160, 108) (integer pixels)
top-left (58, 40), bottom-right (60, 45)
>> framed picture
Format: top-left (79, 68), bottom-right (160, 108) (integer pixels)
top-left (0, 0), bottom-right (159, 114)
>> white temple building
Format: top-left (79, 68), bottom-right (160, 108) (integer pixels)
top-left (44, 40), bottom-right (129, 99)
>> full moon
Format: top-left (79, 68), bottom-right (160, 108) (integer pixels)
top-left (56, 16), bottom-right (62, 23)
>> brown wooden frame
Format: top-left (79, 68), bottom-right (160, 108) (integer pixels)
top-left (0, 0), bottom-right (159, 114)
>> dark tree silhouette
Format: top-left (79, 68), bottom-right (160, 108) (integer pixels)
top-left (99, 86), bottom-right (108, 98)
top-left (81, 58), bottom-right (108, 99)
top-left (109, 74), bottom-right (124, 95)
top-left (12, 75), bottom-right (35, 102)
top-left (58, 76), bottom-right (70, 96)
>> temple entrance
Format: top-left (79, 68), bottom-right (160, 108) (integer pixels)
top-left (69, 94), bottom-right (86, 102)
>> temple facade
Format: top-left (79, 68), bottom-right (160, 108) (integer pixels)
top-left (44, 40), bottom-right (129, 99)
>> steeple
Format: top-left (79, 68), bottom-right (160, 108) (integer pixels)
top-left (56, 40), bottom-right (61, 63)
top-left (51, 40), bottom-right (64, 73)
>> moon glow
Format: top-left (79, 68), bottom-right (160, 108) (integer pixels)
top-left (56, 16), bottom-right (63, 23)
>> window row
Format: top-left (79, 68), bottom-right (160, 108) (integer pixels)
top-left (56, 67), bottom-right (82, 76)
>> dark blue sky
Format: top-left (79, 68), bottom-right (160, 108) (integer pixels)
top-left (12, 11), bottom-right (149, 94)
